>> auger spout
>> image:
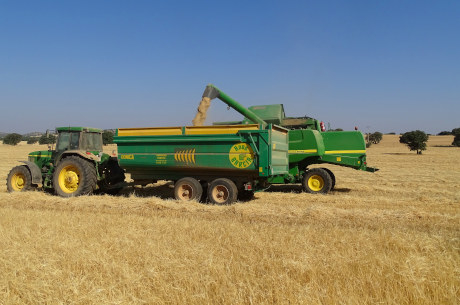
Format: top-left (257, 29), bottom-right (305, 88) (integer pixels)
top-left (202, 84), bottom-right (268, 128)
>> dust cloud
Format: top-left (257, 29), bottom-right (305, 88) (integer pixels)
top-left (192, 97), bottom-right (211, 126)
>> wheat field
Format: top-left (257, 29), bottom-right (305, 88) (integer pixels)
top-left (0, 135), bottom-right (458, 304)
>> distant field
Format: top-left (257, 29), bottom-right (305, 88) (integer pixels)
top-left (0, 135), bottom-right (459, 304)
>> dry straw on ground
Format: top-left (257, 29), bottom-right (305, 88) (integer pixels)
top-left (0, 135), bottom-right (459, 304)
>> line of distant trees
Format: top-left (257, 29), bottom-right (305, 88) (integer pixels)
top-left (2, 133), bottom-right (57, 146)
top-left (1, 130), bottom-right (116, 146)
top-left (325, 127), bottom-right (460, 152)
top-left (436, 128), bottom-right (460, 147)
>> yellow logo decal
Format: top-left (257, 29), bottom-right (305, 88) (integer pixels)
top-left (120, 154), bottom-right (134, 160)
top-left (229, 143), bottom-right (254, 169)
top-left (174, 149), bottom-right (196, 164)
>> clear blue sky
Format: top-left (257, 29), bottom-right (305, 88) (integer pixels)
top-left (1, 0), bottom-right (459, 134)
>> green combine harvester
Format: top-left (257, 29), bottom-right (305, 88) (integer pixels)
top-left (6, 84), bottom-right (377, 204)
top-left (208, 83), bottom-right (378, 191)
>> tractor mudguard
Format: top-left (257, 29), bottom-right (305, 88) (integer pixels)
top-left (20, 161), bottom-right (43, 185)
top-left (56, 151), bottom-right (100, 164)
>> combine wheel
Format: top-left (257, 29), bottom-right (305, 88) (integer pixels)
top-left (208, 178), bottom-right (238, 205)
top-left (302, 168), bottom-right (332, 194)
top-left (53, 156), bottom-right (97, 197)
top-left (321, 168), bottom-right (336, 191)
top-left (174, 177), bottom-right (203, 202)
top-left (6, 165), bottom-right (34, 192)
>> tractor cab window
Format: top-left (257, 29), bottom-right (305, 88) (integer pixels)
top-left (56, 132), bottom-right (80, 151)
top-left (82, 132), bottom-right (102, 151)
top-left (69, 133), bottom-right (80, 149)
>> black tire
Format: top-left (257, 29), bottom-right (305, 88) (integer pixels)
top-left (238, 190), bottom-right (255, 201)
top-left (6, 165), bottom-right (34, 192)
top-left (321, 168), bottom-right (336, 191)
top-left (302, 168), bottom-right (332, 194)
top-left (98, 159), bottom-right (126, 195)
top-left (174, 177), bottom-right (203, 202)
top-left (208, 178), bottom-right (238, 205)
top-left (53, 156), bottom-right (97, 197)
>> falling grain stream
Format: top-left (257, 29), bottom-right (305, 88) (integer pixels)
top-left (192, 97), bottom-right (211, 126)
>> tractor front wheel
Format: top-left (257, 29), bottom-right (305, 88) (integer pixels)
top-left (6, 165), bottom-right (34, 192)
top-left (53, 156), bottom-right (97, 197)
top-left (302, 168), bottom-right (333, 194)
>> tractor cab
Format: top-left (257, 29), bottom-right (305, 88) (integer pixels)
top-left (55, 127), bottom-right (103, 153)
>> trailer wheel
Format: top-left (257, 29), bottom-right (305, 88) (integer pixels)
top-left (208, 178), bottom-right (238, 205)
top-left (6, 165), bottom-right (34, 192)
top-left (174, 177), bottom-right (203, 202)
top-left (302, 168), bottom-right (332, 194)
top-left (321, 168), bottom-right (336, 191)
top-left (53, 156), bottom-right (97, 197)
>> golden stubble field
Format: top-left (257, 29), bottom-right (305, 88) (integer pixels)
top-left (0, 135), bottom-right (459, 304)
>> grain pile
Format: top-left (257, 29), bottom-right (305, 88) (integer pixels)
top-left (0, 136), bottom-right (459, 304)
top-left (192, 96), bottom-right (211, 126)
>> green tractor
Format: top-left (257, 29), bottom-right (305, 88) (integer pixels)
top-left (6, 127), bottom-right (125, 197)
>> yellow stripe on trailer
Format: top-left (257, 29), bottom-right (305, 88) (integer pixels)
top-left (185, 124), bottom-right (259, 135)
top-left (117, 124), bottom-right (260, 136)
top-left (325, 150), bottom-right (366, 154)
top-left (117, 127), bottom-right (183, 136)
top-left (288, 149), bottom-right (318, 154)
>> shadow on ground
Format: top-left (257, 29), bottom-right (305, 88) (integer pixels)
top-left (119, 183), bottom-right (175, 199)
top-left (266, 184), bottom-right (351, 194)
top-left (383, 153), bottom-right (414, 155)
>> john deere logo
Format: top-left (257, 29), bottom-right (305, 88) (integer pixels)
top-left (229, 143), bottom-right (254, 169)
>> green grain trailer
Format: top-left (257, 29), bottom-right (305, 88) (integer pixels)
top-left (114, 124), bottom-right (289, 204)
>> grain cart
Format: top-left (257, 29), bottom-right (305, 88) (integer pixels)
top-left (114, 90), bottom-right (289, 204)
top-left (211, 85), bottom-right (378, 193)
top-left (6, 127), bottom-right (125, 197)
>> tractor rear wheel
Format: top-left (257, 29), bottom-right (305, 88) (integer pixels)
top-left (208, 178), bottom-right (238, 205)
top-left (321, 168), bottom-right (336, 191)
top-left (302, 168), bottom-right (332, 194)
top-left (53, 156), bottom-right (97, 197)
top-left (174, 177), bottom-right (203, 202)
top-left (7, 165), bottom-right (34, 192)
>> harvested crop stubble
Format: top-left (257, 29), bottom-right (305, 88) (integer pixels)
top-left (0, 135), bottom-right (459, 304)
